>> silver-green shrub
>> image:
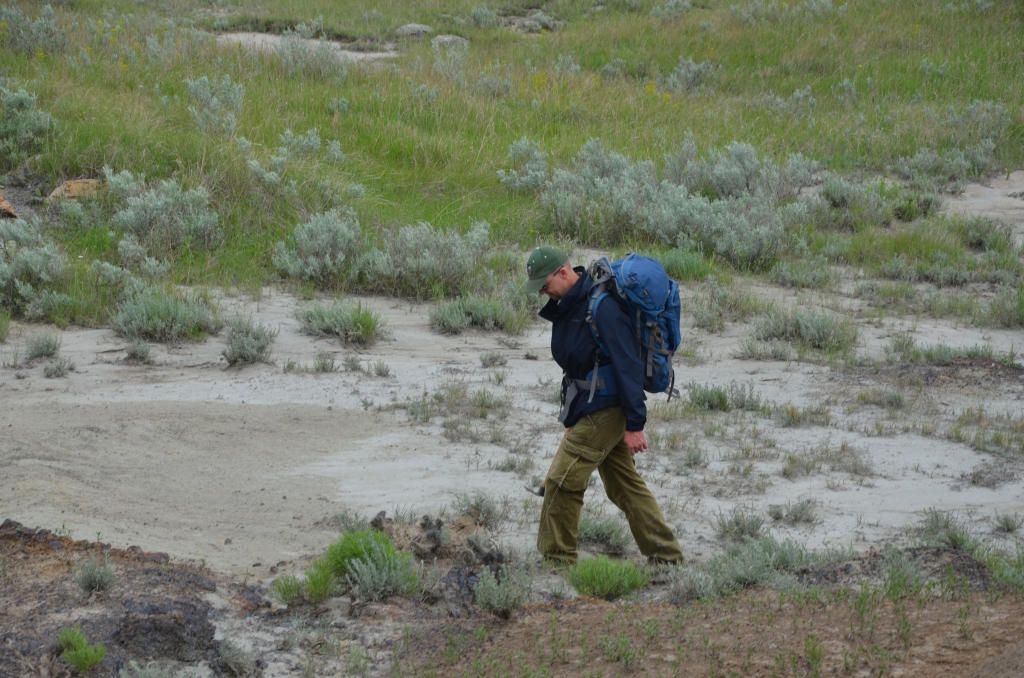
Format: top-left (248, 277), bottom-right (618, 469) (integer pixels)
top-left (470, 5), bottom-right (499, 28)
top-left (185, 74), bottom-right (243, 136)
top-left (222, 315), bottom-right (278, 365)
top-left (110, 285), bottom-right (221, 342)
top-left (755, 307), bottom-right (858, 352)
top-left (344, 539), bottom-right (418, 601)
top-left (652, 0), bottom-right (692, 19)
top-left (278, 127), bottom-right (321, 155)
top-left (272, 208), bottom-right (362, 284)
top-left (474, 565), bottom-right (531, 619)
top-left (0, 3), bottom-right (66, 55)
top-left (278, 31), bottom-right (348, 81)
top-left (366, 221), bottom-right (491, 297)
top-left (0, 84), bottom-right (57, 171)
top-left (105, 167), bottom-right (223, 254)
top-left (660, 57), bottom-right (716, 95)
top-left (294, 300), bottom-right (385, 345)
top-left (26, 330), bottom-right (61, 359)
top-left (0, 218), bottom-right (71, 321)
top-left (432, 37), bottom-right (468, 84)
top-left (430, 287), bottom-right (538, 335)
top-left (498, 137), bottom-right (548, 193)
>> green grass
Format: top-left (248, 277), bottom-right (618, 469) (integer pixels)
top-left (324, 529), bottom-right (396, 578)
top-left (0, 312), bottom-right (10, 342)
top-left (294, 300), bottom-right (386, 345)
top-left (0, 0), bottom-right (1017, 296)
top-left (58, 626), bottom-right (107, 672)
top-left (568, 556), bottom-right (650, 600)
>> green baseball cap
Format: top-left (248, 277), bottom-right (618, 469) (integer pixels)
top-left (525, 246), bottom-right (569, 294)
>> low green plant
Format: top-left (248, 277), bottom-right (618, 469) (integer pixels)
top-left (480, 350), bottom-right (508, 367)
top-left (0, 312), bottom-right (9, 341)
top-left (670, 536), bottom-right (853, 601)
top-left (474, 565), bottom-right (532, 619)
top-left (452, 490), bottom-right (508, 530)
top-left (755, 307), bottom-right (858, 353)
top-left (715, 508), bottom-right (765, 540)
top-left (270, 574), bottom-right (304, 604)
top-left (26, 331), bottom-right (60, 359)
top-left (295, 301), bottom-right (386, 345)
top-left (994, 512), bottom-right (1023, 534)
top-left (654, 248), bottom-right (714, 281)
top-left (342, 353), bottom-right (362, 372)
top-left (768, 500), bottom-right (817, 525)
top-left (337, 509), bottom-right (370, 533)
top-left (578, 509), bottom-right (631, 554)
top-left (430, 291), bottom-right (536, 335)
top-left (324, 530), bottom-right (396, 578)
top-left (372, 359), bottom-right (391, 377)
top-left (313, 350), bottom-right (337, 372)
top-left (43, 357), bottom-right (75, 378)
top-left (222, 315), bottom-right (278, 365)
top-left (303, 558), bottom-right (337, 603)
top-left (110, 286), bottom-right (221, 342)
top-left (345, 538), bottom-right (419, 601)
top-left (218, 638), bottom-right (256, 677)
top-left (568, 556), bottom-right (650, 600)
top-left (58, 626), bottom-right (106, 672)
top-left (125, 341), bottom-right (151, 363)
top-left (74, 555), bottom-right (115, 594)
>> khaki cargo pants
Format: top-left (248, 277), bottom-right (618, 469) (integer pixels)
top-left (537, 406), bottom-right (684, 564)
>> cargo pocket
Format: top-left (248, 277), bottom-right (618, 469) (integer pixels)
top-left (562, 408), bottom-right (625, 463)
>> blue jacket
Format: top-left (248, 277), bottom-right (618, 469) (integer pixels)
top-left (539, 267), bottom-right (647, 431)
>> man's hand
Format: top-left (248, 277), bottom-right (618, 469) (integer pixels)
top-left (624, 430), bottom-right (647, 457)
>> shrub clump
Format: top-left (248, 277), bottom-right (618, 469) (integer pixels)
top-left (110, 286), bottom-right (222, 342)
top-left (272, 208), bottom-right (362, 284)
top-left (430, 288), bottom-right (537, 335)
top-left (0, 218), bottom-right (71, 322)
top-left (324, 530), bottom-right (396, 578)
top-left (0, 4), bottom-right (67, 56)
top-left (754, 307), bottom-right (858, 353)
top-left (452, 490), bottom-right (509, 530)
top-left (474, 564), bottom-right (531, 618)
top-left (185, 74), bottom-right (243, 136)
top-left (104, 167), bottom-right (223, 255)
top-left (568, 556), bottom-right (650, 600)
top-left (277, 22), bottom-right (348, 81)
top-left (345, 538), bottom-right (419, 601)
top-left (26, 330), bottom-right (61, 359)
top-left (74, 555), bottom-right (116, 594)
top-left (497, 137), bottom-right (548, 193)
top-left (0, 83), bottom-right (57, 170)
top-left (294, 300), bottom-right (386, 345)
top-left (578, 510), bottom-right (631, 554)
top-left (540, 138), bottom-right (816, 269)
top-left (222, 315), bottom-right (278, 365)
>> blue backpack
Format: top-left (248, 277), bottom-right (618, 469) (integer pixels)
top-left (586, 254), bottom-right (682, 401)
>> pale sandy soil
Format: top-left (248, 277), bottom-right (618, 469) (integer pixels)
top-left (1, 288), bottom-right (1022, 578)
top-left (214, 32), bottom-right (398, 60)
top-left (2, 175), bottom-right (1023, 581)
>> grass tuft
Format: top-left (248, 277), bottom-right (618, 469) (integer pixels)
top-left (452, 491), bottom-right (509, 530)
top-left (578, 508), bottom-right (631, 554)
top-left (345, 538), bottom-right (419, 601)
top-left (26, 331), bottom-right (61, 359)
top-left (474, 565), bottom-right (532, 619)
top-left (43, 357), bottom-right (75, 378)
top-left (295, 301), bottom-right (386, 346)
top-left (568, 556), bottom-right (650, 600)
top-left (58, 626), bottom-right (106, 673)
top-left (715, 508), bottom-right (765, 540)
top-left (110, 287), bottom-right (221, 342)
top-left (74, 555), bottom-right (115, 594)
top-left (222, 315), bottom-right (278, 365)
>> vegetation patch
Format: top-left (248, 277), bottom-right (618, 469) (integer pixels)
top-left (294, 300), bottom-right (386, 345)
top-left (568, 556), bottom-right (650, 600)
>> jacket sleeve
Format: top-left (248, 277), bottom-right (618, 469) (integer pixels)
top-left (594, 298), bottom-right (647, 431)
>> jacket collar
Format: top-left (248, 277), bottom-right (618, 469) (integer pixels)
top-left (539, 267), bottom-right (591, 322)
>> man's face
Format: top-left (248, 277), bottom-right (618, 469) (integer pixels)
top-left (539, 265), bottom-right (573, 301)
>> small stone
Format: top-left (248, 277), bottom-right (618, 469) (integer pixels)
top-left (224, 538), bottom-right (232, 545)
top-left (47, 179), bottom-right (102, 202)
top-left (395, 23), bottom-right (433, 38)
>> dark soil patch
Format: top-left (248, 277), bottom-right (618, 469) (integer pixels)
top-left (0, 519), bottom-right (234, 677)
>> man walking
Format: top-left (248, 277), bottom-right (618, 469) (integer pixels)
top-left (525, 246), bottom-right (684, 565)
